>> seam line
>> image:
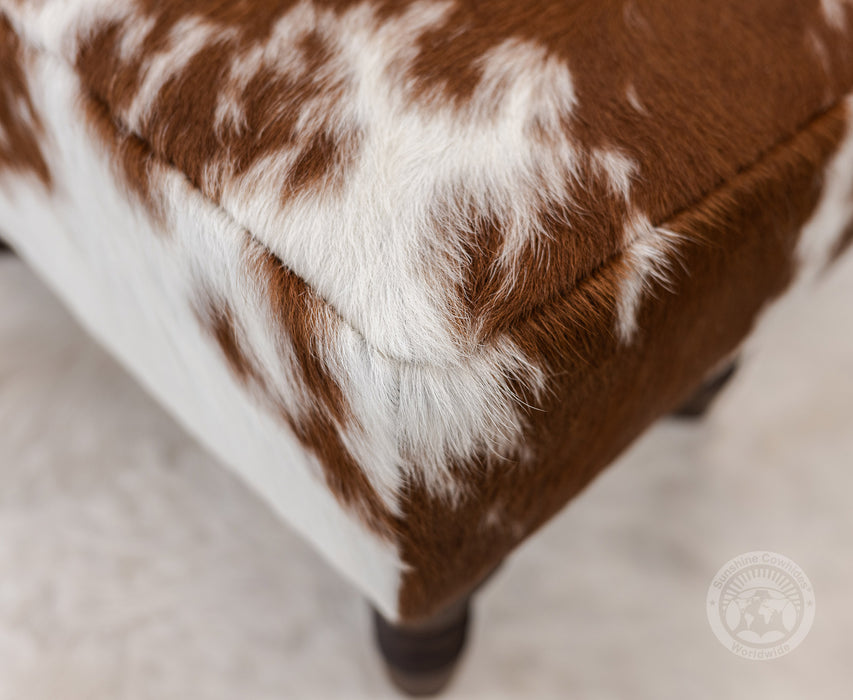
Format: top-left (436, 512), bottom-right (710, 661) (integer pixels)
top-left (6, 12), bottom-right (850, 369)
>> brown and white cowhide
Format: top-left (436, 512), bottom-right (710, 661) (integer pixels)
top-left (1, 0), bottom-right (852, 621)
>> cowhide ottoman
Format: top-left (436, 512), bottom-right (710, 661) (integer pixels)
top-left (2, 0), bottom-right (852, 695)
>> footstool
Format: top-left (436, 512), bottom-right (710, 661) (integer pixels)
top-left (2, 0), bottom-right (852, 694)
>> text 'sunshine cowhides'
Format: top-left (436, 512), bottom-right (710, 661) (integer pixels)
top-left (2, 0), bottom-right (853, 621)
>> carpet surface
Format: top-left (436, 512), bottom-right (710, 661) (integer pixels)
top-left (0, 254), bottom-right (851, 699)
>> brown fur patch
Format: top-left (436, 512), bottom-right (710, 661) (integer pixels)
top-left (205, 302), bottom-right (264, 386)
top-left (452, 163), bottom-right (634, 343)
top-left (284, 126), bottom-right (360, 200)
top-left (396, 99), bottom-right (849, 621)
top-left (74, 4), bottom-right (360, 209)
top-left (0, 15), bottom-right (51, 187)
top-left (78, 96), bottom-right (163, 219)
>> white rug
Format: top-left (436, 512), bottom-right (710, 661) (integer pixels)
top-left (0, 253), bottom-right (851, 700)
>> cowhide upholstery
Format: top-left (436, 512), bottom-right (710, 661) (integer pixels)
top-left (1, 0), bottom-right (852, 624)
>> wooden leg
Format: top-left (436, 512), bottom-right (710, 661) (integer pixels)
top-left (673, 359), bottom-right (739, 418)
top-left (373, 595), bottom-right (471, 696)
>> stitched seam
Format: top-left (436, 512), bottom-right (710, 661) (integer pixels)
top-left (7, 14), bottom-right (850, 369)
top-left (517, 96), bottom-right (851, 329)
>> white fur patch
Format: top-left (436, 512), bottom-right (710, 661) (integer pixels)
top-left (614, 216), bottom-right (681, 343)
top-left (797, 95), bottom-right (853, 282)
top-left (625, 83), bottom-right (646, 113)
top-left (821, 0), bottom-right (850, 31)
top-left (591, 147), bottom-right (637, 200)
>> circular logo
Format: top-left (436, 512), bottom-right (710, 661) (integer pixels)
top-left (707, 551), bottom-right (815, 660)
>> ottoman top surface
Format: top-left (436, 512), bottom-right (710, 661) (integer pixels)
top-left (4, 0), bottom-right (852, 363)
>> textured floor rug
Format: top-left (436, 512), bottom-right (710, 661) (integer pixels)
top-left (0, 254), bottom-right (851, 699)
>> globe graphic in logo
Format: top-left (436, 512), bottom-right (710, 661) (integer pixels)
top-left (722, 574), bottom-right (800, 646)
top-left (707, 552), bottom-right (815, 659)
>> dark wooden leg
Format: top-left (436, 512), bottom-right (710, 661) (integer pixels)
top-left (373, 595), bottom-right (471, 696)
top-left (673, 359), bottom-right (739, 418)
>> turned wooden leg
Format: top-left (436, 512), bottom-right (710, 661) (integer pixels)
top-left (673, 359), bottom-right (739, 418)
top-left (373, 595), bottom-right (471, 696)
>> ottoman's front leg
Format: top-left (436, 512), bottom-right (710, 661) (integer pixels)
top-left (371, 563), bottom-right (502, 696)
top-left (372, 594), bottom-right (471, 697)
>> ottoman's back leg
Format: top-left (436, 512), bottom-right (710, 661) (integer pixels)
top-left (673, 360), bottom-right (740, 419)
